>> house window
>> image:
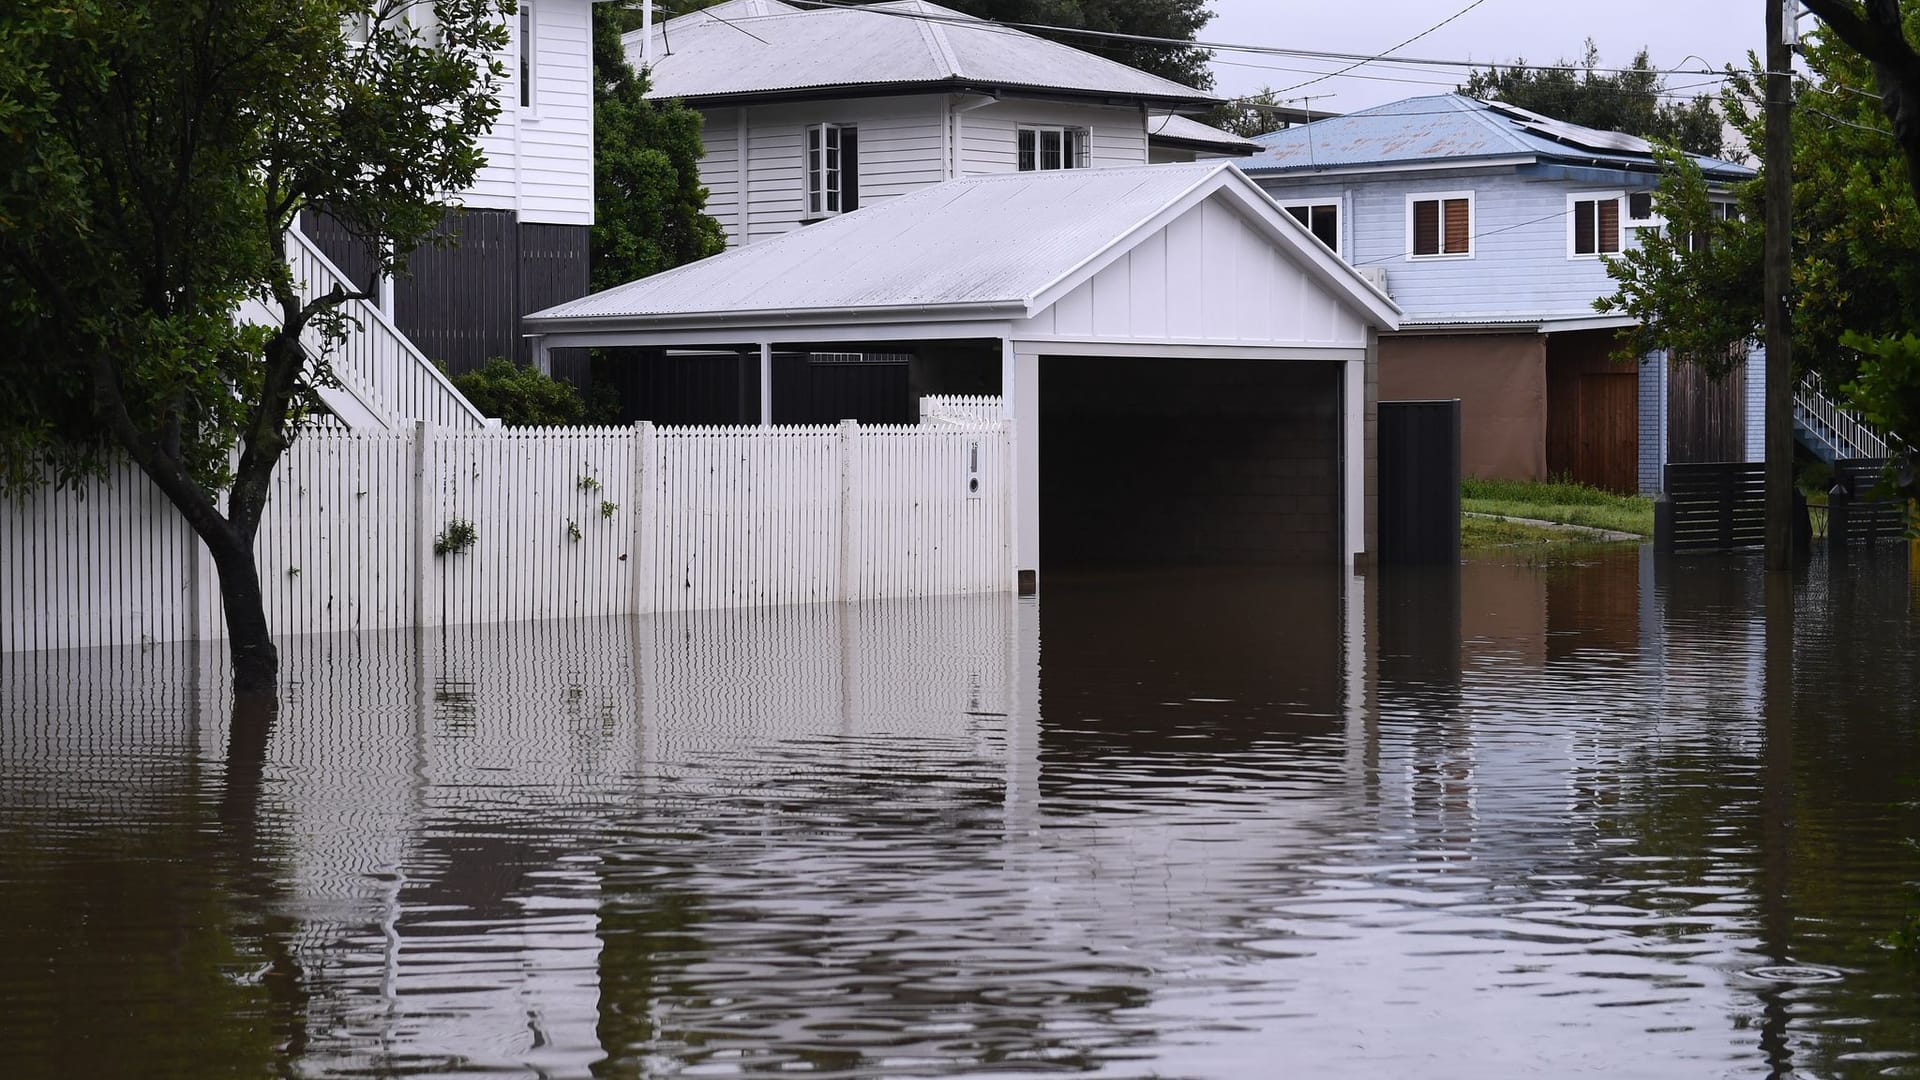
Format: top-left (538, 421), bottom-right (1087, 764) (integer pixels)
top-left (806, 123), bottom-right (860, 217)
top-left (1408, 193), bottom-right (1472, 258)
top-left (1017, 126), bottom-right (1091, 171)
top-left (519, 2), bottom-right (535, 110)
top-left (344, 11), bottom-right (374, 45)
top-left (1282, 202), bottom-right (1340, 255)
top-left (1685, 201), bottom-right (1741, 253)
top-left (1570, 193), bottom-right (1624, 257)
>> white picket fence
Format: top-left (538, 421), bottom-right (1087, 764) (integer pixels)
top-left (0, 420), bottom-right (1014, 652)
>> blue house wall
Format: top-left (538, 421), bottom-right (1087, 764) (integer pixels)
top-left (1255, 166), bottom-right (1652, 323)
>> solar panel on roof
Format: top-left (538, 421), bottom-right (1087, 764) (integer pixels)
top-left (1483, 101), bottom-right (1655, 155)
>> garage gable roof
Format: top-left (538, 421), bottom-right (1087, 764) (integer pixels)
top-left (525, 162), bottom-right (1401, 333)
top-left (632, 0), bottom-right (1216, 107)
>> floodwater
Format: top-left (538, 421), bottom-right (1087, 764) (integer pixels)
top-left (3, 548), bottom-right (1920, 1079)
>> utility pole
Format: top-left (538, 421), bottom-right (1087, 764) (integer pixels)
top-left (1765, 0), bottom-right (1795, 572)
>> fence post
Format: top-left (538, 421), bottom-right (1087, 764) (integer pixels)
top-left (412, 420), bottom-right (437, 629)
top-left (838, 419), bottom-right (856, 602)
top-left (1829, 481), bottom-right (1851, 549)
top-left (630, 421), bottom-right (656, 615)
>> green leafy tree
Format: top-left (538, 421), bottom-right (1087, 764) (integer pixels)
top-left (0, 0), bottom-right (512, 691)
top-left (671, 0), bottom-right (1215, 89)
top-left (1596, 16), bottom-right (1920, 470)
top-left (1462, 42), bottom-right (1726, 158)
top-left (1212, 86), bottom-right (1289, 139)
top-left (1797, 1), bottom-right (1920, 468)
top-left (591, 2), bottom-right (724, 290)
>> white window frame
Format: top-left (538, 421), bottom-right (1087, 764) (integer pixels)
top-left (805, 122), bottom-right (851, 219)
top-left (1017, 125), bottom-right (1092, 172)
top-left (1405, 190), bottom-right (1475, 260)
top-left (519, 1), bottom-right (537, 115)
top-left (1279, 197), bottom-right (1344, 256)
top-left (1567, 190), bottom-right (1626, 259)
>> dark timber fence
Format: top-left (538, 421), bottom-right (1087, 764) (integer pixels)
top-left (1656, 462), bottom-right (1767, 553)
top-left (1828, 457), bottom-right (1904, 547)
top-left (1656, 458), bottom-right (1901, 553)
top-left (1379, 400), bottom-right (1461, 566)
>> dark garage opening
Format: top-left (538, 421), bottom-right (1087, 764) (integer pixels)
top-left (1040, 355), bottom-right (1344, 570)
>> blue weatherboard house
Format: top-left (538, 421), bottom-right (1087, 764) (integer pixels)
top-left (1241, 94), bottom-right (1759, 494)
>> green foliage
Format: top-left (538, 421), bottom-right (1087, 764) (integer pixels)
top-left (600, 499), bottom-right (619, 519)
top-left (1461, 42), bottom-right (1726, 158)
top-left (1595, 146), bottom-right (1762, 376)
top-left (1211, 87), bottom-right (1289, 139)
top-left (565, 518), bottom-right (582, 543)
top-left (0, 1), bottom-right (511, 497)
top-left (663, 0), bottom-right (1214, 90)
top-left (1598, 18), bottom-right (1920, 411)
top-left (1842, 333), bottom-right (1920, 490)
top-left (451, 358), bottom-right (617, 427)
top-left (577, 474), bottom-right (601, 491)
top-left (590, 3), bottom-right (724, 290)
top-left (433, 517), bottom-right (477, 556)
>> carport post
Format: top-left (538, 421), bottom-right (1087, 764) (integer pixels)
top-left (758, 342), bottom-right (773, 427)
top-left (1010, 346), bottom-right (1040, 594)
top-left (1344, 356), bottom-right (1366, 568)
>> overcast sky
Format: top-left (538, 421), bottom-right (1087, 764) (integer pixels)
top-left (1202, 1), bottom-right (1765, 113)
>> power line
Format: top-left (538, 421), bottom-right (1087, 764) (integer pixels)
top-left (763, 0), bottom-right (1740, 81)
top-left (1275, 0), bottom-right (1494, 96)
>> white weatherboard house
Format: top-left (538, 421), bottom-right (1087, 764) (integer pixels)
top-left (295, 0), bottom-right (598, 430)
top-left (1242, 94), bottom-right (1762, 495)
top-left (527, 162), bottom-right (1402, 586)
top-left (632, 0), bottom-right (1249, 248)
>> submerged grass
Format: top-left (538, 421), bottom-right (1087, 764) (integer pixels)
top-left (1462, 476), bottom-right (1654, 537)
top-left (1461, 515), bottom-right (1582, 549)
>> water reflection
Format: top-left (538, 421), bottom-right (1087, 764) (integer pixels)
top-left (2, 550), bottom-right (1920, 1077)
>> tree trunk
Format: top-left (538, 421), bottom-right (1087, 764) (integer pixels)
top-left (207, 531), bottom-right (280, 693)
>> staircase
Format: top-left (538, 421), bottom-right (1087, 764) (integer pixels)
top-left (1793, 372), bottom-right (1887, 463)
top-left (238, 228), bottom-right (494, 431)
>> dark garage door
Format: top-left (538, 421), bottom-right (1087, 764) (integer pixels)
top-left (1039, 355), bottom-right (1344, 569)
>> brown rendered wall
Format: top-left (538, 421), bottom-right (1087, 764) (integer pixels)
top-left (1378, 333), bottom-right (1547, 482)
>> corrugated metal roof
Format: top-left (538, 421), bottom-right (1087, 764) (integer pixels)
top-left (634, 0), bottom-right (1215, 105)
top-left (1148, 113), bottom-right (1260, 153)
top-left (532, 164), bottom-right (1233, 322)
top-left (1241, 94), bottom-right (1753, 180)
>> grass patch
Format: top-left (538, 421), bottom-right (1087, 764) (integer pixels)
top-left (1462, 476), bottom-right (1653, 536)
top-left (1462, 515), bottom-right (1581, 549)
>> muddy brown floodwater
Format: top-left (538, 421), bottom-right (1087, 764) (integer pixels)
top-left (3, 546), bottom-right (1920, 1078)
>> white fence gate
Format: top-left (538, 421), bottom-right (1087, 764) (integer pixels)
top-left (1, 419), bottom-right (1013, 652)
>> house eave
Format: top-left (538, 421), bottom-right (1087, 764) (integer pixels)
top-left (657, 80), bottom-right (1219, 112)
top-left (1242, 154), bottom-right (1538, 179)
top-left (523, 300), bottom-right (1035, 338)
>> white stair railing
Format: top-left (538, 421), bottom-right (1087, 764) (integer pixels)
top-left (283, 229), bottom-right (493, 431)
top-left (1794, 373), bottom-right (1888, 460)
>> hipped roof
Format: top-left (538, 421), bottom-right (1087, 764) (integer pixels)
top-left (633, 0), bottom-right (1217, 108)
top-left (1242, 94), bottom-right (1754, 181)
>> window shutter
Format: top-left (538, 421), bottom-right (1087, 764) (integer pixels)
top-left (1443, 198), bottom-right (1470, 254)
top-left (1413, 200), bottom-right (1439, 255)
top-left (1574, 200), bottom-right (1595, 254)
top-left (841, 127), bottom-right (859, 211)
top-left (1598, 198), bottom-right (1620, 253)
